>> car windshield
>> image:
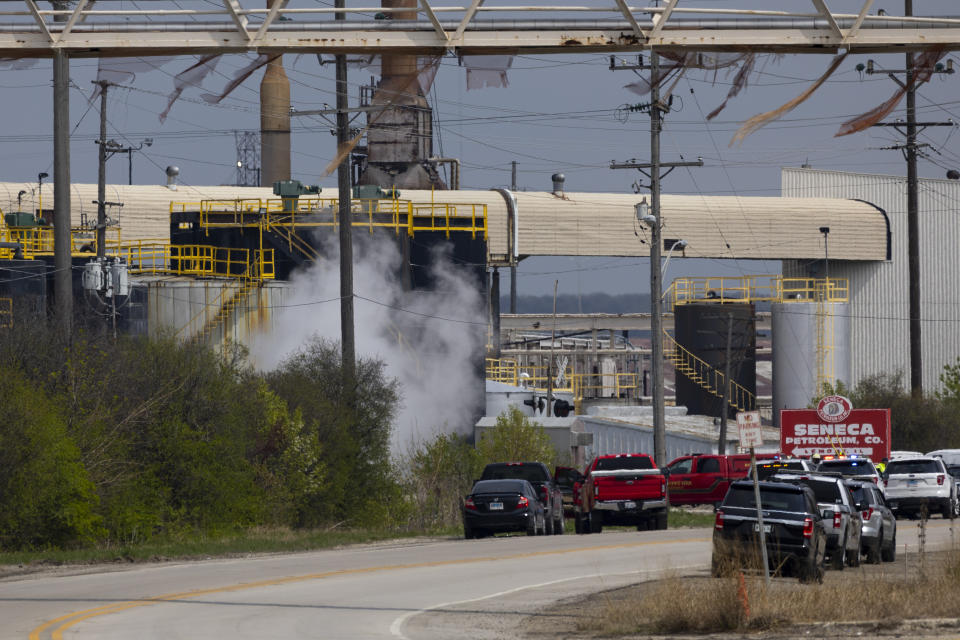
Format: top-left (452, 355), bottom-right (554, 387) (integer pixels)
top-left (849, 486), bottom-right (869, 505)
top-left (797, 479), bottom-right (842, 504)
top-left (887, 459), bottom-right (941, 475)
top-left (817, 461), bottom-right (875, 476)
top-left (724, 486), bottom-right (807, 511)
top-left (472, 480), bottom-right (526, 494)
top-left (595, 456), bottom-right (654, 471)
top-left (483, 465), bottom-right (548, 482)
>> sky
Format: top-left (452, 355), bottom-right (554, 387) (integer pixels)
top-left (1, 3), bottom-right (959, 298)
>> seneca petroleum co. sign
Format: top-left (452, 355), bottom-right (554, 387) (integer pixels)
top-left (780, 396), bottom-right (891, 460)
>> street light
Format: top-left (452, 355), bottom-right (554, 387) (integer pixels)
top-left (37, 172), bottom-right (48, 217)
top-left (819, 226), bottom-right (830, 300)
top-left (661, 239), bottom-right (687, 276)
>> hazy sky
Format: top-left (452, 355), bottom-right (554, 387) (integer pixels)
top-left (2, 3), bottom-right (958, 296)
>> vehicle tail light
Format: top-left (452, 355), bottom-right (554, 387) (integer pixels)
top-left (833, 511), bottom-right (841, 529)
top-left (871, 477), bottom-right (878, 484)
top-left (938, 474), bottom-right (946, 486)
top-left (540, 485), bottom-right (549, 503)
top-left (594, 483), bottom-right (599, 499)
top-left (464, 497), bottom-right (477, 511)
top-left (516, 496), bottom-right (529, 509)
top-left (802, 517), bottom-right (814, 538)
top-left (862, 507), bottom-right (873, 522)
top-left (714, 510), bottom-right (724, 531)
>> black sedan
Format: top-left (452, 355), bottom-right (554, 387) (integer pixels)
top-left (463, 479), bottom-right (546, 539)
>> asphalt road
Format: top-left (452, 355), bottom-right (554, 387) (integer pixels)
top-left (2, 520), bottom-right (956, 640)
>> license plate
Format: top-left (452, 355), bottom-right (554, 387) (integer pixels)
top-left (754, 523), bottom-right (771, 533)
top-left (489, 502), bottom-right (503, 511)
top-left (908, 479), bottom-right (919, 486)
top-left (623, 501), bottom-right (637, 509)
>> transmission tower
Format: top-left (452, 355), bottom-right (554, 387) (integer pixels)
top-left (234, 131), bottom-right (261, 187)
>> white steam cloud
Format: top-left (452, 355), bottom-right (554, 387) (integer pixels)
top-left (250, 233), bottom-right (486, 450)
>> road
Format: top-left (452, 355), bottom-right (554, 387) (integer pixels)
top-left (2, 520), bottom-right (956, 640)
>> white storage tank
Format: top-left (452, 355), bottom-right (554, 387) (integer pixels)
top-left (772, 301), bottom-right (851, 425)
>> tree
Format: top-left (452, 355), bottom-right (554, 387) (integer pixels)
top-left (845, 372), bottom-right (959, 453)
top-left (266, 336), bottom-right (401, 527)
top-left (0, 367), bottom-right (102, 549)
top-left (476, 407), bottom-right (556, 467)
top-left (399, 432), bottom-right (480, 530)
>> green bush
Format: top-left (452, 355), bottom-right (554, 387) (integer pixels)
top-left (0, 367), bottom-right (102, 549)
top-left (476, 407), bottom-right (556, 468)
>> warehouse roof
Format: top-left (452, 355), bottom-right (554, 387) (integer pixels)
top-left (0, 182), bottom-right (889, 263)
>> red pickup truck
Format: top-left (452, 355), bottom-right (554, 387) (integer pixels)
top-left (574, 453), bottom-right (667, 533)
top-left (664, 453), bottom-right (778, 507)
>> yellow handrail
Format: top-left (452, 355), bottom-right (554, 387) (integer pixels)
top-left (171, 197), bottom-right (488, 239)
top-left (666, 275), bottom-right (849, 309)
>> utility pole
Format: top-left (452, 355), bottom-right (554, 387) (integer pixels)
top-left (611, 52), bottom-right (703, 467)
top-left (510, 160), bottom-right (517, 314)
top-left (335, 0), bottom-right (356, 390)
top-left (53, 49), bottom-right (72, 335)
top-left (718, 312), bottom-right (733, 454)
top-left (95, 81), bottom-right (109, 260)
top-left (547, 279), bottom-right (558, 417)
top-left (863, 1), bottom-right (954, 396)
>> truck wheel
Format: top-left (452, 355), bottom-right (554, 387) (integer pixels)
top-left (830, 538), bottom-right (846, 571)
top-left (554, 513), bottom-right (564, 535)
top-left (589, 511), bottom-right (603, 534)
top-left (574, 512), bottom-right (583, 534)
top-left (544, 514), bottom-right (554, 535)
top-left (846, 541), bottom-right (861, 567)
top-left (464, 525), bottom-right (475, 540)
top-left (656, 511), bottom-right (669, 530)
top-left (866, 531), bottom-right (882, 564)
top-left (881, 530), bottom-right (897, 562)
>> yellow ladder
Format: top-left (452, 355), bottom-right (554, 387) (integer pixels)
top-left (814, 280), bottom-right (835, 395)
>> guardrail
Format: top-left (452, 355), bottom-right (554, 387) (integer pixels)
top-left (171, 198), bottom-right (487, 239)
top-left (666, 275), bottom-right (849, 309)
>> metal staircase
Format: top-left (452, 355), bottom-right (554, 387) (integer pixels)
top-left (191, 274), bottom-right (260, 345)
top-left (170, 248), bottom-right (274, 345)
top-left (663, 330), bottom-right (755, 412)
top-left (263, 216), bottom-right (321, 264)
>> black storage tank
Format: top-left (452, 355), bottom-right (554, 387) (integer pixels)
top-left (673, 302), bottom-right (756, 419)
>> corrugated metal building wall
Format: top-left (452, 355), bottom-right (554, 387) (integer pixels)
top-left (781, 168), bottom-right (960, 393)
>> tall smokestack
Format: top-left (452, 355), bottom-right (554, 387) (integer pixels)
top-left (358, 0), bottom-right (443, 190)
top-left (260, 1), bottom-right (291, 186)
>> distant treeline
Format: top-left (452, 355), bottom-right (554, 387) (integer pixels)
top-left (502, 293), bottom-right (651, 314)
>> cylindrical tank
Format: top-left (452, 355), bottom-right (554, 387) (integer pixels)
top-left (260, 11), bottom-right (291, 188)
top-left (674, 303), bottom-right (756, 419)
top-left (772, 301), bottom-right (851, 425)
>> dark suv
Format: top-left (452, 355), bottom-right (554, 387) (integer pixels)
top-left (479, 462), bottom-right (564, 535)
top-left (712, 479), bottom-right (826, 583)
top-left (770, 472), bottom-right (863, 570)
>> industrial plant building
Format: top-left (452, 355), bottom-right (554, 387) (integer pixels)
top-left (4, 165), bottom-right (955, 451)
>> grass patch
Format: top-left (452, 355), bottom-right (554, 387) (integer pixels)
top-left (0, 526), bottom-right (458, 571)
top-left (667, 508), bottom-right (715, 529)
top-left (580, 546), bottom-right (960, 636)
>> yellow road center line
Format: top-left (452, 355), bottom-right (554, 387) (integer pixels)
top-left (32, 535), bottom-right (710, 639)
